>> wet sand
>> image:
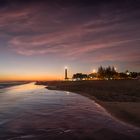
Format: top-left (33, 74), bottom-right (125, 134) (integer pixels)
top-left (0, 83), bottom-right (140, 140)
top-left (37, 80), bottom-right (140, 127)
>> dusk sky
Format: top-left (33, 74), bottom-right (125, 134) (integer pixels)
top-left (0, 0), bottom-right (140, 81)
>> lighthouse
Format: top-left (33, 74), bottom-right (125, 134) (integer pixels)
top-left (65, 67), bottom-right (68, 80)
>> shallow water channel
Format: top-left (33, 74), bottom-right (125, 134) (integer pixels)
top-left (0, 82), bottom-right (139, 140)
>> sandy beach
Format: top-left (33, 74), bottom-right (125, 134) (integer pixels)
top-left (36, 80), bottom-right (140, 127)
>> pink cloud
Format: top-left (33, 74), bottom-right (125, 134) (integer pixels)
top-left (0, 0), bottom-right (139, 72)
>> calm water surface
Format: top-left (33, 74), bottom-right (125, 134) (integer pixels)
top-left (0, 82), bottom-right (140, 140)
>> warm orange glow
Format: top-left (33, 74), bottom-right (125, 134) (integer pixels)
top-left (8, 82), bottom-right (45, 93)
top-left (0, 74), bottom-right (63, 81)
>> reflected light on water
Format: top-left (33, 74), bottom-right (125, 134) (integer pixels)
top-left (6, 82), bottom-right (45, 93)
top-left (0, 83), bottom-right (139, 140)
top-left (66, 91), bottom-right (70, 95)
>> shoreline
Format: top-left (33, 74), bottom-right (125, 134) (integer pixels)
top-left (36, 80), bottom-right (140, 127)
top-left (47, 86), bottom-right (140, 128)
top-left (0, 82), bottom-right (31, 89)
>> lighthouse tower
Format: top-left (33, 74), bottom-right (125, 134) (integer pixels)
top-left (65, 67), bottom-right (68, 80)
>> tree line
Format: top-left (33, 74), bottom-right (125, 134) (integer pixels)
top-left (72, 66), bottom-right (140, 80)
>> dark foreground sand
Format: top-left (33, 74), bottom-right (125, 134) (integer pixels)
top-left (36, 80), bottom-right (140, 127)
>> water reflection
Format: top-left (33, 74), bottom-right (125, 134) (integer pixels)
top-left (5, 82), bottom-right (45, 93)
top-left (0, 83), bottom-right (139, 140)
top-left (66, 91), bottom-right (70, 95)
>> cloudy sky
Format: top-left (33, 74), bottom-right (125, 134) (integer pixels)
top-left (0, 0), bottom-right (140, 81)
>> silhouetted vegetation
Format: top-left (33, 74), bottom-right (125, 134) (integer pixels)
top-left (72, 73), bottom-right (88, 80)
top-left (98, 66), bottom-right (117, 80)
top-left (72, 66), bottom-right (140, 81)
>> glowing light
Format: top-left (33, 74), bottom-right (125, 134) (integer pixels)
top-left (93, 69), bottom-right (96, 73)
top-left (7, 82), bottom-right (45, 94)
top-left (66, 91), bottom-right (70, 95)
top-left (126, 72), bottom-right (130, 75)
